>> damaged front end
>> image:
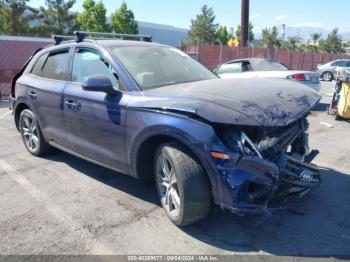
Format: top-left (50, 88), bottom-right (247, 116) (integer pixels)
top-left (213, 117), bottom-right (320, 214)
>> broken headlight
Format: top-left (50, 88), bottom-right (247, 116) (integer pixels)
top-left (214, 125), bottom-right (262, 158)
top-left (238, 131), bottom-right (263, 158)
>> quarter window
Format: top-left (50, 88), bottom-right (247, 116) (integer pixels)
top-left (41, 50), bottom-right (70, 81)
top-left (31, 54), bottom-right (47, 76)
top-left (72, 49), bottom-right (119, 89)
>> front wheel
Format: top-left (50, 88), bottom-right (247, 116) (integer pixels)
top-left (154, 142), bottom-right (211, 227)
top-left (19, 109), bottom-right (50, 156)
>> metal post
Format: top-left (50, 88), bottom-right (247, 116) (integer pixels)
top-left (215, 39), bottom-right (223, 65)
top-left (248, 42), bottom-right (254, 57)
top-left (240, 0), bottom-right (249, 47)
top-left (196, 38), bottom-right (200, 61)
top-left (274, 46), bottom-right (278, 62)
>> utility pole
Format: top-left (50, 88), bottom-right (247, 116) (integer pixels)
top-left (240, 0), bottom-right (249, 47)
top-left (282, 24), bottom-right (286, 40)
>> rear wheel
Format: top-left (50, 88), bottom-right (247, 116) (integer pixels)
top-left (19, 109), bottom-right (50, 156)
top-left (154, 142), bottom-right (211, 226)
top-left (322, 72), bottom-right (333, 81)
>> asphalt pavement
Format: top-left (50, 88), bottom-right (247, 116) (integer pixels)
top-left (0, 81), bottom-right (349, 257)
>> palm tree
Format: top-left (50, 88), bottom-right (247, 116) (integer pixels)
top-left (281, 36), bottom-right (301, 50)
top-left (310, 32), bottom-right (322, 46)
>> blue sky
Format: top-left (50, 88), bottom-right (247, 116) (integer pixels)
top-left (29, 0), bottom-right (350, 33)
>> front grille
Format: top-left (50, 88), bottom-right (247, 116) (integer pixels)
top-left (282, 156), bottom-right (320, 187)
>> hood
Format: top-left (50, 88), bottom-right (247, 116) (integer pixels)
top-left (130, 78), bottom-right (320, 127)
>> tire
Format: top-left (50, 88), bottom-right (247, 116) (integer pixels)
top-left (19, 109), bottom-right (50, 156)
top-left (335, 114), bottom-right (343, 121)
top-left (154, 142), bottom-right (211, 226)
top-left (322, 71), bottom-right (333, 81)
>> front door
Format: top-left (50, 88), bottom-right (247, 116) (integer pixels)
top-left (63, 48), bottom-right (129, 173)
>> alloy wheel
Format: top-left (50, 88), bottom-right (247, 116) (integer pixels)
top-left (21, 114), bottom-right (39, 153)
top-left (156, 154), bottom-right (181, 218)
top-left (323, 72), bottom-right (332, 81)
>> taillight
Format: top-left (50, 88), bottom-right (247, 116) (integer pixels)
top-left (290, 73), bottom-right (306, 81)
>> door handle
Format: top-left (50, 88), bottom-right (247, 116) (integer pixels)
top-left (28, 91), bottom-right (37, 99)
top-left (65, 100), bottom-right (80, 111)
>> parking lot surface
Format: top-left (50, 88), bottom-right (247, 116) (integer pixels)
top-left (0, 82), bottom-right (349, 257)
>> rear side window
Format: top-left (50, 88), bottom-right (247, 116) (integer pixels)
top-left (216, 62), bottom-right (243, 74)
top-left (31, 54), bottom-right (46, 76)
top-left (332, 61), bottom-right (347, 67)
top-left (41, 50), bottom-right (70, 81)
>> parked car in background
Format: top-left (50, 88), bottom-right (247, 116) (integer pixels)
top-left (317, 59), bottom-right (350, 81)
top-left (10, 32), bottom-right (321, 227)
top-left (215, 58), bottom-right (321, 92)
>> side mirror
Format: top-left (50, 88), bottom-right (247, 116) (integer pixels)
top-left (82, 74), bottom-right (119, 95)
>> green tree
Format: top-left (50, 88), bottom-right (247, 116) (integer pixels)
top-left (37, 0), bottom-right (77, 35)
top-left (187, 5), bottom-right (218, 45)
top-left (110, 2), bottom-right (138, 34)
top-left (320, 28), bottom-right (345, 53)
top-left (310, 32), bottom-right (322, 46)
top-left (236, 22), bottom-right (254, 42)
top-left (304, 41), bottom-right (319, 52)
top-left (0, 0), bottom-right (37, 35)
top-left (281, 36), bottom-right (301, 50)
top-left (260, 26), bottom-right (280, 48)
top-left (0, 3), bottom-right (11, 34)
top-left (76, 0), bottom-right (108, 32)
top-left (215, 26), bottom-right (230, 45)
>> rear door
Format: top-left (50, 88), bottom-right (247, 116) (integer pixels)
top-left (63, 47), bottom-right (129, 173)
top-left (24, 48), bottom-right (71, 146)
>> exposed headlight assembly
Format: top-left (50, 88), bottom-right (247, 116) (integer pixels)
top-left (237, 131), bottom-right (263, 159)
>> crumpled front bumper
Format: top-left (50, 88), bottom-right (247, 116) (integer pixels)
top-left (214, 150), bottom-right (321, 215)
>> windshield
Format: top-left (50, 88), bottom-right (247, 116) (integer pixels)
top-left (253, 60), bottom-right (288, 71)
top-left (111, 46), bottom-right (217, 90)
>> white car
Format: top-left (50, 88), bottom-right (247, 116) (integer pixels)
top-left (215, 58), bottom-right (321, 92)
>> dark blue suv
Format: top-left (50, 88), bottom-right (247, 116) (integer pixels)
top-left (10, 32), bottom-right (321, 226)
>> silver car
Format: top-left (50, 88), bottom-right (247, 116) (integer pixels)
top-left (317, 59), bottom-right (350, 81)
top-left (215, 58), bottom-right (321, 92)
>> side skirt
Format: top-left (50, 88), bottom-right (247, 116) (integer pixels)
top-left (49, 141), bottom-right (130, 177)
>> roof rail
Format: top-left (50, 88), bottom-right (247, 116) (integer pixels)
top-left (52, 31), bottom-right (152, 45)
top-left (75, 31), bottom-right (152, 42)
top-left (52, 32), bottom-right (86, 45)
top-left (52, 35), bottom-right (74, 45)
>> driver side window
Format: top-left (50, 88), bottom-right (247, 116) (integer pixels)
top-left (72, 49), bottom-right (119, 89)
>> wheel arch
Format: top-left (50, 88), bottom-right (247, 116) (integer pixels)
top-left (14, 102), bottom-right (30, 130)
top-left (130, 131), bottom-right (218, 198)
top-left (13, 101), bottom-right (45, 137)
